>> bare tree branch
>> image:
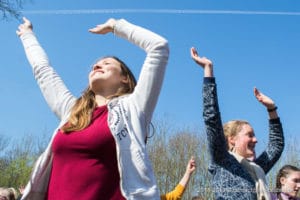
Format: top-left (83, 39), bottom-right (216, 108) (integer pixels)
top-left (0, 0), bottom-right (26, 20)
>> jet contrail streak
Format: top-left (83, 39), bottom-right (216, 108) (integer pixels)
top-left (22, 9), bottom-right (300, 16)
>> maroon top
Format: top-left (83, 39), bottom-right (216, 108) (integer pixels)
top-left (46, 105), bottom-right (125, 200)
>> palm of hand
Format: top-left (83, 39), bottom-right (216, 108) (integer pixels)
top-left (89, 24), bottom-right (111, 34)
top-left (89, 18), bottom-right (116, 34)
top-left (254, 89), bottom-right (274, 107)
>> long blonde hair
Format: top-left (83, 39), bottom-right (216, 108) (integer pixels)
top-left (61, 56), bottom-right (136, 133)
top-left (223, 120), bottom-right (250, 150)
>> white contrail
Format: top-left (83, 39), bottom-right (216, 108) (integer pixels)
top-left (22, 9), bottom-right (300, 16)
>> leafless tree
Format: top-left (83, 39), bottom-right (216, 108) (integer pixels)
top-left (0, 0), bottom-right (26, 20)
top-left (148, 119), bottom-right (213, 199)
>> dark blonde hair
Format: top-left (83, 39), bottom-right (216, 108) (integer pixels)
top-left (223, 120), bottom-right (250, 150)
top-left (61, 56), bottom-right (136, 133)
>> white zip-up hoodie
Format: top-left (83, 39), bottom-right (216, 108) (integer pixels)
top-left (19, 19), bottom-right (169, 200)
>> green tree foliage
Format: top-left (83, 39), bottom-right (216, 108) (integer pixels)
top-left (0, 133), bottom-right (49, 189)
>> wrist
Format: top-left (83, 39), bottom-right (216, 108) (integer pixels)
top-left (267, 106), bottom-right (277, 112)
top-left (204, 65), bottom-right (213, 77)
top-left (110, 19), bottom-right (117, 33)
top-left (19, 30), bottom-right (34, 38)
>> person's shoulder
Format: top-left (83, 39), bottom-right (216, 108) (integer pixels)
top-left (269, 192), bottom-right (278, 200)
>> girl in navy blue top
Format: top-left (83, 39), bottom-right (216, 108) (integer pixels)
top-left (271, 165), bottom-right (300, 200)
top-left (191, 47), bottom-right (284, 200)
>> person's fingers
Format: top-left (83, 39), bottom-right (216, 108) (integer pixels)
top-left (23, 17), bottom-right (28, 22)
top-left (253, 87), bottom-right (260, 96)
top-left (191, 47), bottom-right (198, 57)
top-left (89, 25), bottom-right (101, 33)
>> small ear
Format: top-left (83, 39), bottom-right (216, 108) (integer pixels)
top-left (121, 76), bottom-right (129, 84)
top-left (228, 135), bottom-right (236, 148)
top-left (280, 177), bottom-right (286, 185)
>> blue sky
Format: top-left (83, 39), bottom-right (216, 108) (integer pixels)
top-left (0, 0), bottom-right (300, 154)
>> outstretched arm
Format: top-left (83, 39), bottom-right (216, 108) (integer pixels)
top-left (17, 17), bottom-right (75, 119)
top-left (192, 47), bottom-right (228, 165)
top-left (161, 157), bottom-right (196, 200)
top-left (178, 157), bottom-right (196, 187)
top-left (254, 88), bottom-right (284, 173)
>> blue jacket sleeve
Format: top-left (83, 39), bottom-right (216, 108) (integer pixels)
top-left (255, 118), bottom-right (284, 173)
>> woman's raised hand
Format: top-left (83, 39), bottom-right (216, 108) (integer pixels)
top-left (89, 18), bottom-right (117, 35)
top-left (16, 17), bottom-right (33, 36)
top-left (254, 87), bottom-right (276, 109)
top-left (191, 47), bottom-right (213, 77)
top-left (190, 47), bottom-right (213, 68)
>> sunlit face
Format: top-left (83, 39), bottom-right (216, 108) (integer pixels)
top-left (281, 171), bottom-right (300, 197)
top-left (89, 57), bottom-right (127, 93)
top-left (230, 124), bottom-right (257, 158)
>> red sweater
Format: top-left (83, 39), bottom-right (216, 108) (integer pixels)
top-left (46, 105), bottom-right (125, 200)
